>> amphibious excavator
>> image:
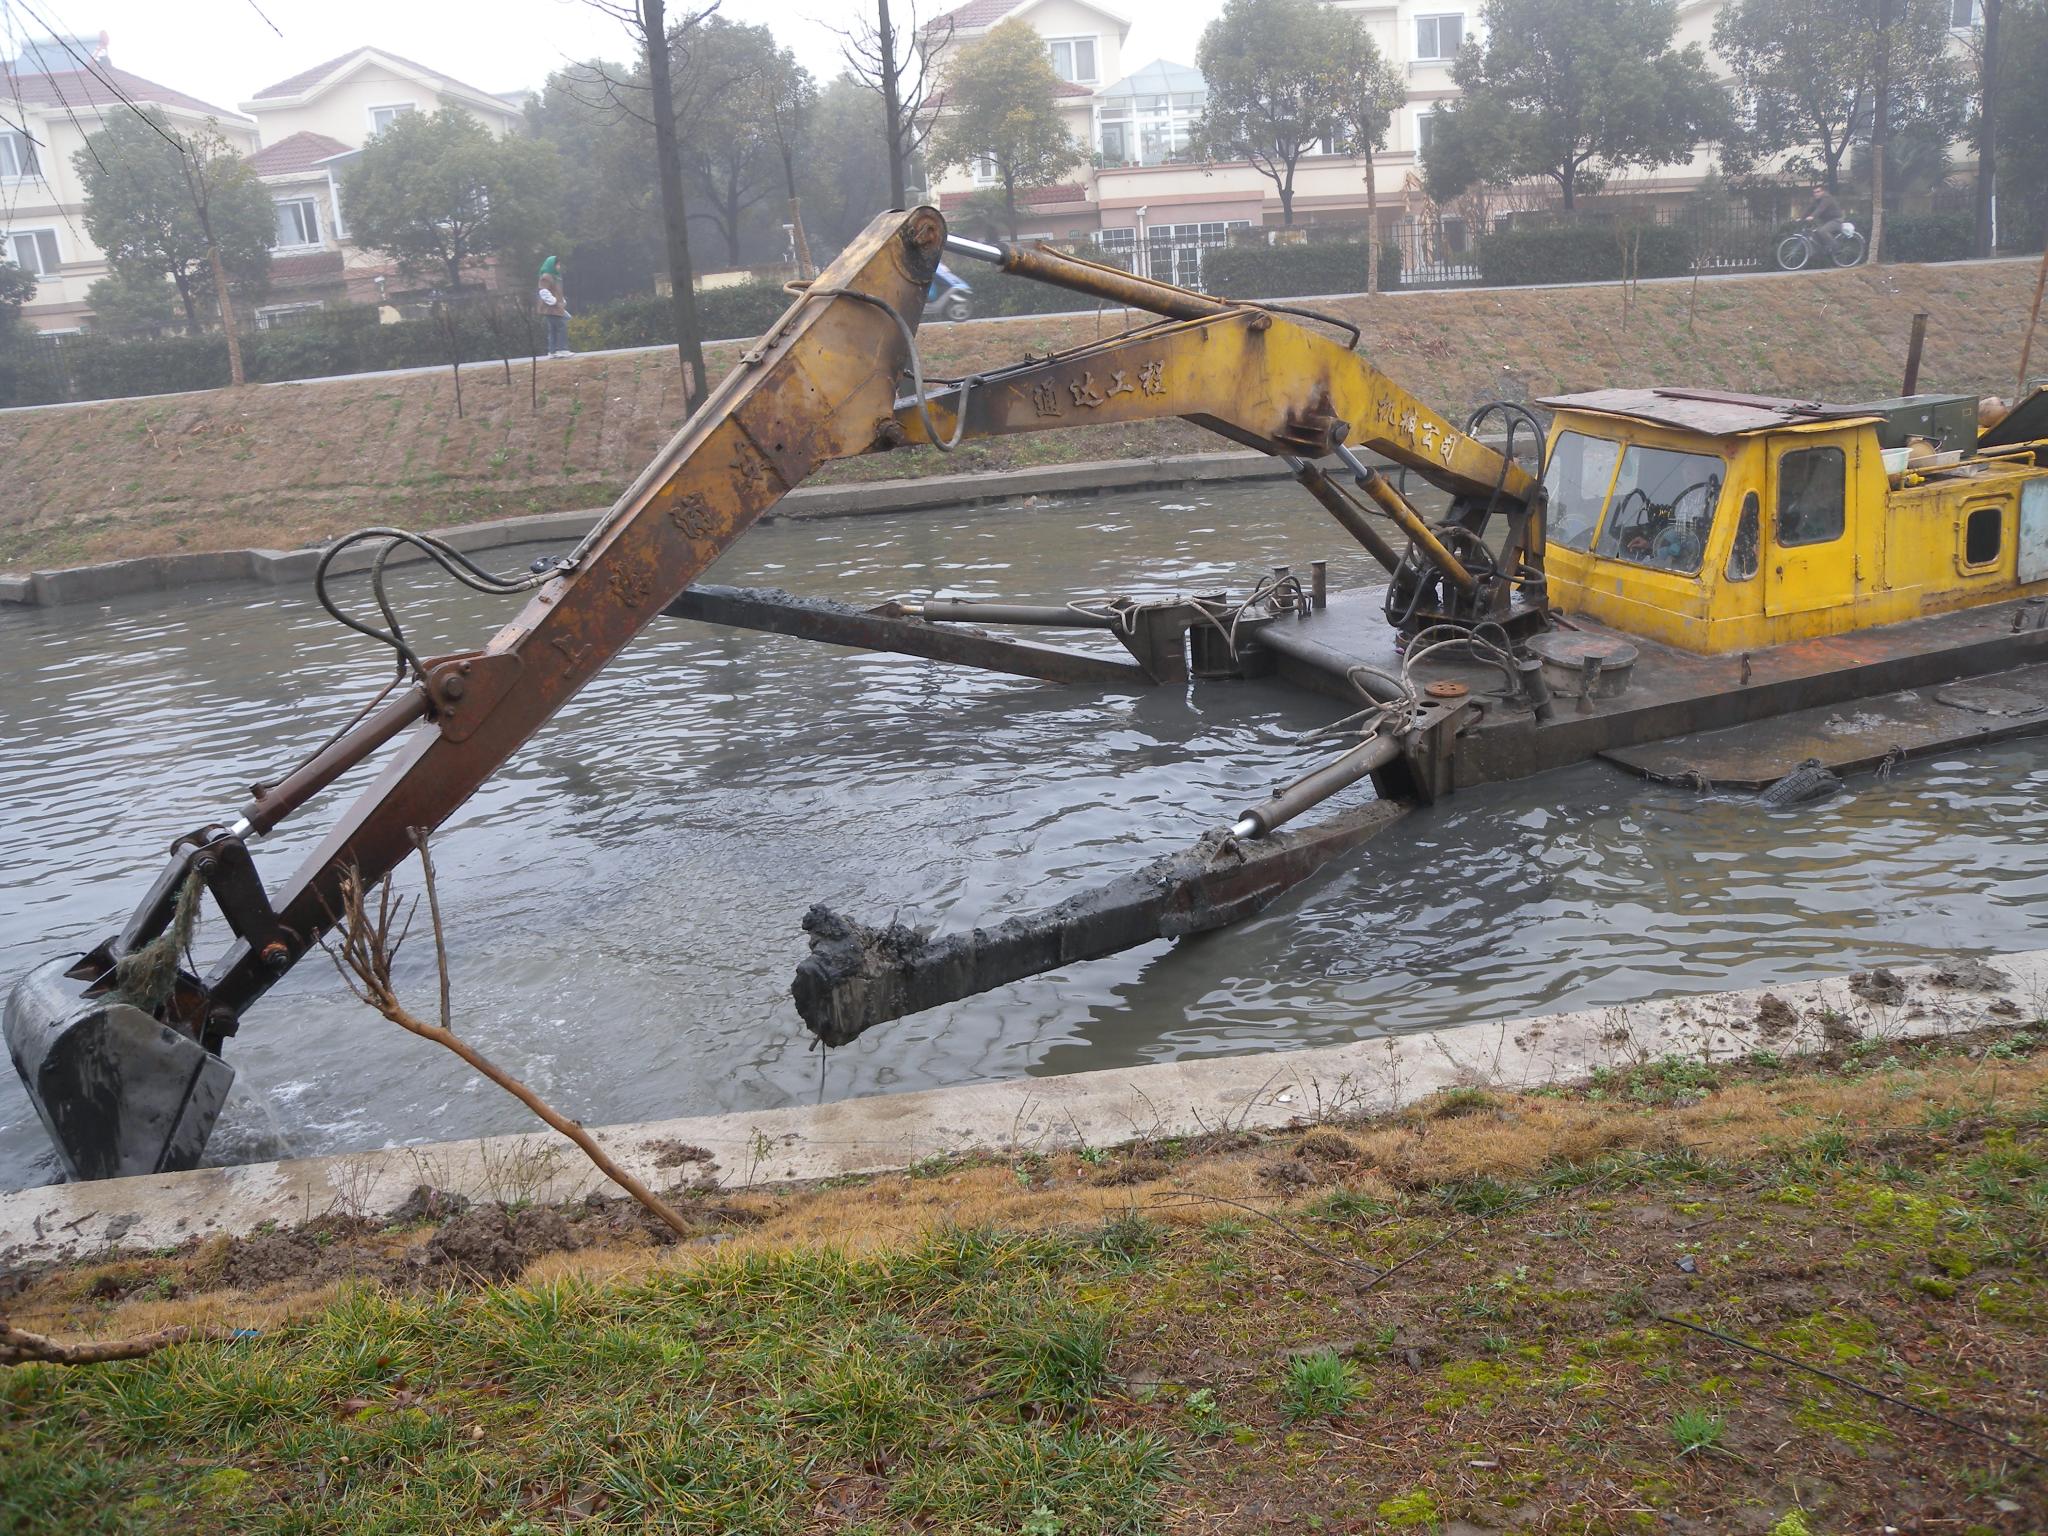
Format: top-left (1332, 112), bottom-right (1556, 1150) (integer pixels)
top-left (12, 206), bottom-right (2048, 1181)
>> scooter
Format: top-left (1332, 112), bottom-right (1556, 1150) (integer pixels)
top-left (923, 272), bottom-right (972, 323)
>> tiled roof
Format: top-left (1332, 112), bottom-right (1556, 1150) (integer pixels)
top-left (0, 64), bottom-right (240, 122)
top-left (269, 250), bottom-right (346, 287)
top-left (247, 46), bottom-right (497, 106)
top-left (939, 182), bottom-right (1086, 210)
top-left (926, 0), bottom-right (1020, 32)
top-left (248, 130), bottom-right (351, 175)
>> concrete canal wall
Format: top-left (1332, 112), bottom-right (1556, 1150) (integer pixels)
top-left (5, 950), bottom-right (2038, 1266)
top-left (0, 450), bottom-right (1294, 609)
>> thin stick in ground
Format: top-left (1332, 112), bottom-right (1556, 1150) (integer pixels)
top-left (324, 852), bottom-right (696, 1241)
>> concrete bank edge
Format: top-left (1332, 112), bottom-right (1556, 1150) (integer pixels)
top-left (4, 952), bottom-right (2039, 1265)
top-left (0, 451), bottom-right (1293, 608)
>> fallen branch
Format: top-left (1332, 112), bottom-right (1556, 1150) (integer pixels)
top-left (0, 1321), bottom-right (232, 1366)
top-left (1655, 1311), bottom-right (2048, 1468)
top-left (325, 842), bottom-right (696, 1243)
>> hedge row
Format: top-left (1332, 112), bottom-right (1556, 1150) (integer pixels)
top-left (0, 304), bottom-right (555, 408)
top-left (566, 280), bottom-right (792, 349)
top-left (1203, 240), bottom-right (1405, 299)
top-left (1474, 222), bottom-right (1696, 287)
top-left (1880, 212), bottom-right (1974, 264)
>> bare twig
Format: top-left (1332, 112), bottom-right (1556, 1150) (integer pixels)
top-left (409, 827), bottom-right (453, 1031)
top-left (1654, 1312), bottom-right (2048, 1468)
top-left (0, 1321), bottom-right (234, 1366)
top-left (324, 859), bottom-right (696, 1241)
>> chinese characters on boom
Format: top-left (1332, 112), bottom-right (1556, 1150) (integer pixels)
top-left (1030, 360), bottom-right (1168, 418)
top-left (1376, 389), bottom-right (1460, 464)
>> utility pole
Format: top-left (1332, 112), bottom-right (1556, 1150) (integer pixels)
top-left (1870, 0), bottom-right (1892, 263)
top-left (643, 0), bottom-right (709, 411)
top-left (878, 0), bottom-right (906, 206)
top-left (1975, 0), bottom-right (2001, 259)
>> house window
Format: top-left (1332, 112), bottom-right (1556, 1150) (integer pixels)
top-left (274, 197), bottom-right (321, 248)
top-left (970, 153), bottom-right (999, 185)
top-left (257, 302), bottom-right (325, 330)
top-left (1096, 90), bottom-right (1204, 168)
top-left (5, 228), bottom-right (60, 276)
top-left (1415, 13), bottom-right (1464, 60)
top-left (367, 103), bottom-right (416, 136)
top-left (1416, 113), bottom-right (1437, 151)
top-left (0, 128), bottom-right (38, 179)
top-left (1047, 37), bottom-right (1098, 84)
top-left (1950, 0), bottom-right (1976, 24)
top-left (1776, 446), bottom-right (1846, 547)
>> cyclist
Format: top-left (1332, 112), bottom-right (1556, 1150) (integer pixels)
top-left (1800, 183), bottom-right (1846, 260)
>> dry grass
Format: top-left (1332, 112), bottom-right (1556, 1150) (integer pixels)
top-left (1, 261), bottom-right (2036, 574)
top-left (14, 1034), bottom-right (2046, 1344)
top-left (5, 1027), bottom-right (2046, 1533)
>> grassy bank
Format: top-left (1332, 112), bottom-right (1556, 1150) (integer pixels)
top-left (0, 261), bottom-right (2038, 575)
top-left (4, 1024), bottom-right (2045, 1533)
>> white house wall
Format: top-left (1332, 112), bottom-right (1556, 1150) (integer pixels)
top-left (2, 102), bottom-right (257, 331)
top-left (248, 71), bottom-right (520, 152)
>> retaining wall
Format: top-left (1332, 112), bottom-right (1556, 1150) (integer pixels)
top-left (3, 952), bottom-right (2037, 1266)
top-left (0, 452), bottom-right (1296, 609)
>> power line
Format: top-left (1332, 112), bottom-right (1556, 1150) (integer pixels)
top-left (240, 0), bottom-right (282, 38)
top-left (7, 0), bottom-right (189, 156)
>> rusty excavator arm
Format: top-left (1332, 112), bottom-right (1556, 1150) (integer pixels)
top-left (6, 209), bottom-right (1541, 1181)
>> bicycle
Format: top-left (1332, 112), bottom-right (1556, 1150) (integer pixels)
top-left (1775, 222), bottom-right (1866, 271)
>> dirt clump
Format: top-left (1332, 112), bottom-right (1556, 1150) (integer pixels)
top-left (644, 1140), bottom-right (718, 1172)
top-left (1754, 993), bottom-right (1799, 1035)
top-left (390, 1185), bottom-right (471, 1224)
top-left (219, 1215), bottom-right (388, 1291)
top-left (1932, 957), bottom-right (2007, 991)
top-left (1850, 968), bottom-right (1908, 1006)
top-left (420, 1203), bottom-right (580, 1281)
top-left (1085, 1154), bottom-right (1172, 1187)
top-left (1294, 1127), bottom-right (1366, 1164)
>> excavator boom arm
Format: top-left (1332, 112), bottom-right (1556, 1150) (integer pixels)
top-left (897, 238), bottom-right (1539, 511)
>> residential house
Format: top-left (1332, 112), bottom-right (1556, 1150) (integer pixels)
top-left (0, 33), bottom-right (256, 335)
top-left (922, 0), bottom-right (1479, 274)
top-left (238, 47), bottom-right (529, 320)
top-left (924, 0), bottom-right (1129, 237)
top-left (925, 0), bottom-right (1991, 287)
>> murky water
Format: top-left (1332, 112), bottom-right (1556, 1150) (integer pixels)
top-left (5, 484), bottom-right (2048, 1190)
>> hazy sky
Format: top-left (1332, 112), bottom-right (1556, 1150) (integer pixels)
top-left (1, 0), bottom-right (1218, 116)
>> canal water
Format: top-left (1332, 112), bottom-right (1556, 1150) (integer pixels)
top-left (5, 483), bottom-right (2047, 1190)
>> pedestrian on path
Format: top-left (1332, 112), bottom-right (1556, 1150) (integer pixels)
top-left (538, 256), bottom-right (571, 358)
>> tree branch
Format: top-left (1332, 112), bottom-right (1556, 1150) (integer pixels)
top-left (323, 856), bottom-right (697, 1242)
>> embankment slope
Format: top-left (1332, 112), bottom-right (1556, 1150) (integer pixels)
top-left (2, 260), bottom-right (2036, 573)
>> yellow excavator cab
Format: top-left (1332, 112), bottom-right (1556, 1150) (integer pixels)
top-left (1538, 387), bottom-right (2048, 654)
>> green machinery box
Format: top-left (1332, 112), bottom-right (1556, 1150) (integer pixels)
top-left (1849, 394), bottom-right (1980, 453)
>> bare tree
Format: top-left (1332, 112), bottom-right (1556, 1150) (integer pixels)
top-left (175, 123), bottom-right (254, 387)
top-left (839, 0), bottom-right (951, 206)
top-left (763, 49), bottom-right (819, 275)
top-left (578, 0), bottom-right (717, 412)
top-left (1973, 0), bottom-right (2002, 258)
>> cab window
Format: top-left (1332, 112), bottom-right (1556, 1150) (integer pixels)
top-left (1726, 492), bottom-right (1761, 581)
top-left (1543, 430), bottom-right (1620, 552)
top-left (1593, 445), bottom-right (1726, 574)
top-left (1776, 446), bottom-right (1846, 546)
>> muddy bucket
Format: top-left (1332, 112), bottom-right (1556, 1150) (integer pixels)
top-left (4, 958), bottom-right (234, 1181)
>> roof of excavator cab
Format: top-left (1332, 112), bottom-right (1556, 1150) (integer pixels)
top-left (1539, 388), bottom-right (1880, 437)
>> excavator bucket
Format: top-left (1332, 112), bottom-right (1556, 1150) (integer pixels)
top-left (3, 959), bottom-right (234, 1181)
